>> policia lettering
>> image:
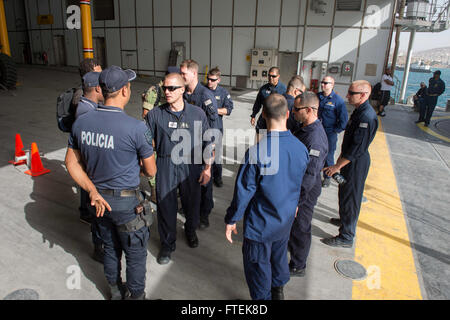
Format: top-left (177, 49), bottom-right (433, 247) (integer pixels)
top-left (81, 131), bottom-right (114, 149)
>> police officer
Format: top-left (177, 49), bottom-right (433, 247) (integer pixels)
top-left (146, 73), bottom-right (212, 265)
top-left (288, 92), bottom-right (328, 277)
top-left (181, 59), bottom-right (219, 230)
top-left (416, 70), bottom-right (446, 127)
top-left (76, 72), bottom-right (103, 118)
top-left (65, 65), bottom-right (157, 300)
top-left (205, 66), bottom-right (234, 188)
top-left (141, 66), bottom-right (180, 203)
top-left (225, 94), bottom-right (309, 300)
top-left (250, 67), bottom-right (287, 138)
top-left (74, 71), bottom-right (105, 263)
top-left (318, 76), bottom-right (348, 188)
top-left (322, 80), bottom-right (378, 248)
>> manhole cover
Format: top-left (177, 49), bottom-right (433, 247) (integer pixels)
top-left (334, 259), bottom-right (367, 280)
top-left (434, 119), bottom-right (450, 138)
top-left (3, 289), bottom-right (39, 300)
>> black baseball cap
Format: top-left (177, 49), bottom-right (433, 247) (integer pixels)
top-left (82, 71), bottom-right (100, 88)
top-left (99, 65), bottom-right (136, 93)
top-left (434, 70), bottom-right (441, 75)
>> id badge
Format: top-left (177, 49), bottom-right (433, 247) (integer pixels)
top-left (168, 121), bottom-right (178, 128)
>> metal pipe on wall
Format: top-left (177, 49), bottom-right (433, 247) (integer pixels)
top-left (0, 0), bottom-right (11, 56)
top-left (391, 0), bottom-right (406, 75)
top-left (80, 0), bottom-right (93, 59)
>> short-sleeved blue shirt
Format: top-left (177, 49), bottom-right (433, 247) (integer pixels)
top-left (184, 83), bottom-right (220, 130)
top-left (68, 105), bottom-right (154, 189)
top-left (75, 96), bottom-right (98, 119)
top-left (208, 85), bottom-right (234, 130)
top-left (318, 90), bottom-right (348, 134)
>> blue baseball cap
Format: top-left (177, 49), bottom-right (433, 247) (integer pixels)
top-left (82, 71), bottom-right (100, 88)
top-left (166, 66), bottom-right (180, 75)
top-left (99, 65), bottom-right (137, 93)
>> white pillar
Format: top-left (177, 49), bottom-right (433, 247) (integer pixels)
top-left (400, 29), bottom-right (416, 103)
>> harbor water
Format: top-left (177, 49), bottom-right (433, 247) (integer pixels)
top-left (392, 68), bottom-right (449, 107)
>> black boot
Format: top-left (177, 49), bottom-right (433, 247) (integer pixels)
top-left (124, 290), bottom-right (146, 300)
top-left (271, 286), bottom-right (284, 300)
top-left (109, 282), bottom-right (126, 300)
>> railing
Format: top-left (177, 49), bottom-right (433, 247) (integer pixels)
top-left (392, 74), bottom-right (402, 103)
top-left (398, 0), bottom-right (450, 31)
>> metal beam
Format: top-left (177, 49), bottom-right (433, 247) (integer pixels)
top-left (400, 29), bottom-right (415, 103)
top-left (0, 0), bottom-right (11, 56)
top-left (80, 0), bottom-right (93, 59)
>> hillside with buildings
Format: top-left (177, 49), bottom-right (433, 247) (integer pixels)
top-left (395, 46), bottom-right (450, 69)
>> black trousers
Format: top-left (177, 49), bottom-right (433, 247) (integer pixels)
top-left (156, 172), bottom-right (201, 252)
top-left (200, 180), bottom-right (214, 221)
top-left (338, 153), bottom-right (370, 242)
top-left (288, 182), bottom-right (321, 269)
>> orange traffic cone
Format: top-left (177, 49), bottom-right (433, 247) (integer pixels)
top-left (25, 142), bottom-right (50, 177)
top-left (9, 133), bottom-right (27, 166)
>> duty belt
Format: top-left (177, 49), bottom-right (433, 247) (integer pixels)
top-left (98, 188), bottom-right (140, 197)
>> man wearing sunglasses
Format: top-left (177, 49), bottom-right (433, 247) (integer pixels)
top-left (250, 67), bottom-right (287, 134)
top-left (322, 80), bottom-right (378, 248)
top-left (181, 59), bottom-right (219, 231)
top-left (317, 76), bottom-right (348, 188)
top-left (145, 73), bottom-right (212, 265)
top-left (288, 91), bottom-right (328, 277)
top-left (205, 67), bottom-right (234, 188)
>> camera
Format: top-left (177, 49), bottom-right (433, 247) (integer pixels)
top-left (332, 173), bottom-right (346, 185)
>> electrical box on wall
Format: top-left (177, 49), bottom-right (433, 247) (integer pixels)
top-left (250, 66), bottom-right (270, 81)
top-left (341, 61), bottom-right (354, 77)
top-left (328, 63), bottom-right (341, 74)
top-left (250, 48), bottom-right (279, 81)
top-left (251, 49), bottom-right (278, 67)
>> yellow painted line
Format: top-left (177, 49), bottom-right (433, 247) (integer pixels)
top-left (352, 119), bottom-right (423, 300)
top-left (416, 116), bottom-right (450, 143)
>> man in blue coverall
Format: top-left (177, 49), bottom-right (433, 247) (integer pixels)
top-left (318, 76), bottom-right (348, 188)
top-left (181, 59), bottom-right (220, 230)
top-left (322, 80), bottom-right (378, 247)
top-left (288, 92), bottom-right (328, 277)
top-left (65, 66), bottom-right (157, 300)
top-left (146, 73), bottom-right (212, 264)
top-left (205, 66), bottom-right (234, 188)
top-left (250, 67), bottom-right (287, 139)
top-left (416, 70), bottom-right (446, 127)
top-left (225, 94), bottom-right (309, 300)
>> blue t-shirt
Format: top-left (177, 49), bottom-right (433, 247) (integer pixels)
top-left (68, 105), bottom-right (154, 189)
top-left (75, 96), bottom-right (98, 119)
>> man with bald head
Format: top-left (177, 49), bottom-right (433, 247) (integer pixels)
top-left (322, 80), bottom-right (378, 248)
top-left (145, 73), bottom-right (212, 264)
top-left (318, 76), bottom-right (348, 188)
top-left (225, 93), bottom-right (309, 300)
top-left (288, 92), bottom-right (328, 277)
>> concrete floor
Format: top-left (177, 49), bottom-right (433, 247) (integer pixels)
top-left (0, 66), bottom-right (448, 300)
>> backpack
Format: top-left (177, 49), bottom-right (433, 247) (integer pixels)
top-left (371, 82), bottom-right (382, 101)
top-left (56, 87), bottom-right (80, 132)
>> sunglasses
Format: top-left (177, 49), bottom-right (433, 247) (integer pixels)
top-left (293, 106), bottom-right (316, 112)
top-left (348, 90), bottom-right (367, 95)
top-left (162, 86), bottom-right (182, 92)
top-left (268, 74), bottom-right (279, 78)
top-left (321, 81), bottom-right (332, 85)
top-left (207, 77), bottom-right (219, 82)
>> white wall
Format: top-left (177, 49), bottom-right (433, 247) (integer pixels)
top-left (5, 0), bottom-right (395, 88)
